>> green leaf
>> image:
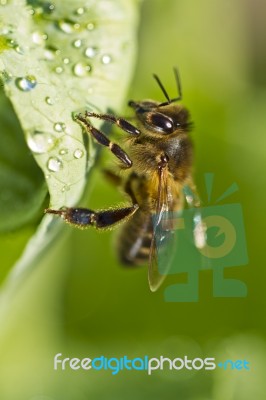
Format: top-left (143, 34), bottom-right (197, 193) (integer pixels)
top-left (0, 0), bottom-right (139, 300)
top-left (0, 0), bottom-right (139, 209)
top-left (0, 92), bottom-right (47, 232)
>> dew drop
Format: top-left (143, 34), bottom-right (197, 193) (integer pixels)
top-left (54, 66), bottom-right (64, 74)
top-left (63, 57), bottom-right (70, 64)
top-left (43, 2), bottom-right (55, 14)
top-left (44, 45), bottom-right (59, 60)
top-left (44, 49), bottom-right (53, 60)
top-left (74, 7), bottom-right (85, 15)
top-left (86, 22), bottom-right (95, 31)
top-left (15, 45), bottom-right (23, 54)
top-left (47, 157), bottom-right (63, 172)
top-left (27, 130), bottom-right (56, 154)
top-left (73, 62), bottom-right (92, 77)
top-left (61, 184), bottom-right (70, 192)
top-left (15, 75), bottom-right (37, 91)
top-left (85, 46), bottom-right (97, 58)
top-left (45, 96), bottom-right (55, 105)
top-left (73, 148), bottom-right (84, 159)
top-left (57, 19), bottom-right (80, 34)
top-left (6, 38), bottom-right (18, 49)
top-left (57, 19), bottom-right (73, 34)
top-left (32, 31), bottom-right (48, 45)
top-left (72, 39), bottom-right (82, 48)
top-left (59, 148), bottom-right (68, 155)
top-left (31, 2), bottom-right (55, 15)
top-left (101, 54), bottom-right (112, 64)
top-left (54, 122), bottom-right (66, 132)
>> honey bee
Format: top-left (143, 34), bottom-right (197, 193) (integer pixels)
top-left (46, 68), bottom-right (202, 291)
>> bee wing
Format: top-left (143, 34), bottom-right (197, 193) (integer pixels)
top-left (148, 167), bottom-right (177, 292)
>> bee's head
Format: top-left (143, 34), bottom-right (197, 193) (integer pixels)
top-left (128, 100), bottom-right (192, 135)
top-left (128, 68), bottom-right (192, 135)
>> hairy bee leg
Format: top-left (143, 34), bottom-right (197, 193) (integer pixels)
top-left (102, 169), bottom-right (122, 186)
top-left (102, 170), bottom-right (139, 206)
top-left (84, 111), bottom-right (140, 136)
top-left (124, 172), bottom-right (139, 204)
top-left (76, 114), bottom-right (132, 168)
top-left (45, 204), bottom-right (139, 229)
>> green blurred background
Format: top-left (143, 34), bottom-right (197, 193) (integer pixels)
top-left (1, 0), bottom-right (266, 399)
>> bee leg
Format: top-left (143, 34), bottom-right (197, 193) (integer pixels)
top-left (124, 172), bottom-right (138, 204)
top-left (76, 114), bottom-right (132, 168)
top-left (83, 111), bottom-right (140, 136)
top-left (45, 204), bottom-right (139, 229)
top-left (102, 169), bottom-right (122, 186)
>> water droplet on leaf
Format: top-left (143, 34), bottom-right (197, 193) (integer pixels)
top-left (6, 38), bottom-right (20, 51)
top-left (57, 19), bottom-right (80, 34)
top-left (59, 148), bottom-right (68, 155)
top-left (31, 1), bottom-right (55, 15)
top-left (73, 149), bottom-right (84, 159)
top-left (73, 62), bottom-right (92, 76)
top-left (47, 157), bottom-right (63, 172)
top-left (43, 2), bottom-right (55, 14)
top-left (74, 7), bottom-right (85, 15)
top-left (54, 122), bottom-right (66, 132)
top-left (27, 130), bottom-right (56, 154)
top-left (101, 54), bottom-right (112, 64)
top-left (44, 45), bottom-right (59, 60)
top-left (32, 31), bottom-right (48, 45)
top-left (45, 96), bottom-right (55, 105)
top-left (61, 184), bottom-right (70, 192)
top-left (86, 22), bottom-right (95, 31)
top-left (54, 66), bottom-right (64, 74)
top-left (85, 46), bottom-right (97, 58)
top-left (72, 39), bottom-right (82, 48)
top-left (16, 75), bottom-right (37, 91)
top-left (14, 45), bottom-right (23, 54)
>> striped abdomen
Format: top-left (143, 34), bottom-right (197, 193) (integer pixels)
top-left (117, 208), bottom-right (153, 266)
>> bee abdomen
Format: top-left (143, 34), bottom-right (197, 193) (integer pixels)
top-left (117, 209), bottom-right (153, 266)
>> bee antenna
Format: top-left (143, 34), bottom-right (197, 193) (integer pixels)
top-left (173, 67), bottom-right (182, 101)
top-left (153, 72), bottom-right (171, 104)
top-left (154, 67), bottom-right (183, 107)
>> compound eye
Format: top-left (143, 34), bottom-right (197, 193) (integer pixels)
top-left (148, 112), bottom-right (174, 134)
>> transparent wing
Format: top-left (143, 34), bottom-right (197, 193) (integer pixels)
top-left (148, 167), bottom-right (177, 292)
